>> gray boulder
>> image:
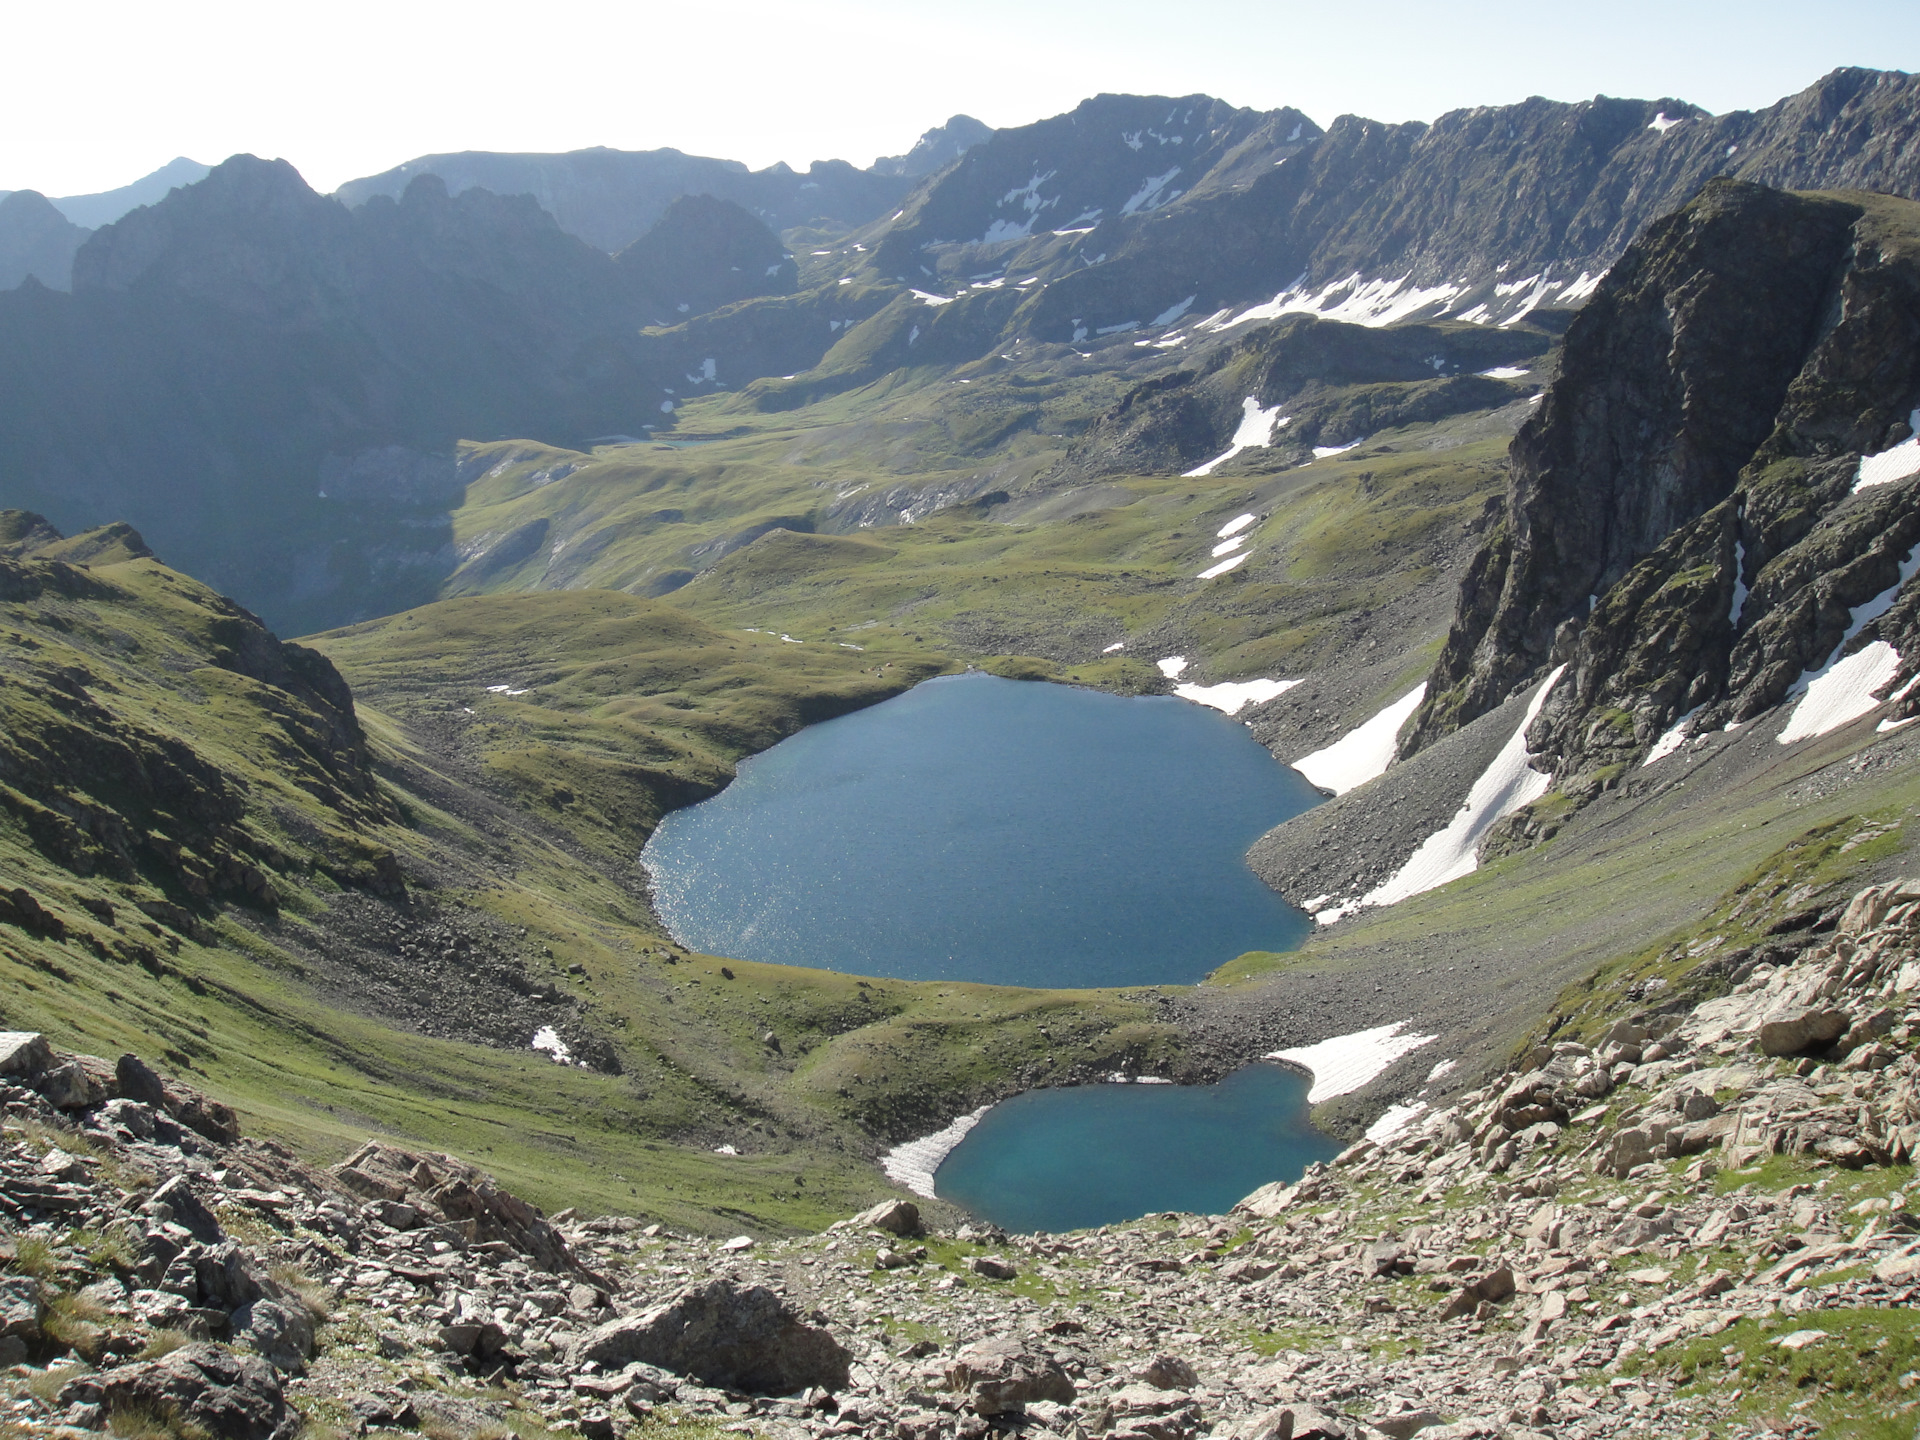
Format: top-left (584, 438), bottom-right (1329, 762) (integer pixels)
top-left (568, 1280), bottom-right (850, 1394)
top-left (230, 1298), bottom-right (315, 1374)
top-left (945, 1336), bottom-right (1075, 1415)
top-left (81, 1342), bottom-right (297, 1440)
top-left (1758, 1006), bottom-right (1850, 1056)
top-left (0, 1274), bottom-right (44, 1356)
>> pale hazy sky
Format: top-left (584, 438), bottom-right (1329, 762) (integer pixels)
top-left (7, 0), bottom-right (1917, 198)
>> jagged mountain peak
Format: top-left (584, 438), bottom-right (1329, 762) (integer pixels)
top-left (871, 115), bottom-right (994, 178)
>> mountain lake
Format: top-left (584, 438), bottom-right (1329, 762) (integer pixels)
top-left (932, 1062), bottom-right (1343, 1232)
top-left (641, 670), bottom-right (1323, 988)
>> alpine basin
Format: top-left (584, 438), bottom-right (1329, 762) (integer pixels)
top-left (641, 671), bottom-right (1320, 987)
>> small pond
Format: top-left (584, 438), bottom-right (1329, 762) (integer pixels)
top-left (932, 1063), bottom-right (1341, 1233)
top-left (641, 672), bottom-right (1322, 988)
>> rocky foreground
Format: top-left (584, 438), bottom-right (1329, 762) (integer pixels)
top-left (4, 881), bottom-right (1920, 1440)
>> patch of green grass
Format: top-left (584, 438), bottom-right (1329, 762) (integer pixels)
top-left (1651, 1308), bottom-right (1920, 1437)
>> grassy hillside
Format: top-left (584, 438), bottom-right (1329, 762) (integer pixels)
top-left (0, 542), bottom-right (1201, 1232)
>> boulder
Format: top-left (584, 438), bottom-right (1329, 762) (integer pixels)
top-left (230, 1298), bottom-right (315, 1373)
top-left (0, 1031), bottom-right (52, 1078)
top-left (1439, 1265), bottom-right (1515, 1319)
top-left (1134, 1354), bottom-right (1198, 1390)
top-left (38, 1059), bottom-right (104, 1109)
top-left (153, 1175), bottom-right (224, 1245)
top-left (945, 1336), bottom-right (1075, 1415)
top-left (84, 1342), bottom-right (297, 1440)
top-left (843, 1199), bottom-right (922, 1237)
top-left (1232, 1181), bottom-right (1299, 1218)
top-left (568, 1280), bottom-right (850, 1394)
top-left (116, 1052), bottom-right (173, 1108)
top-left (1092, 1382), bottom-right (1201, 1439)
top-left (194, 1242), bottom-right (270, 1312)
top-left (969, 1254), bottom-right (1018, 1280)
top-left (1757, 1006), bottom-right (1849, 1056)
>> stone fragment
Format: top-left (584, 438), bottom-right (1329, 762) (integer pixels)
top-left (969, 1254), bottom-right (1018, 1280)
top-left (1372, 1410), bottom-right (1442, 1439)
top-left (568, 1279), bottom-right (851, 1394)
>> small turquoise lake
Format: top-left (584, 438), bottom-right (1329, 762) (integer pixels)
top-left (641, 671), bottom-right (1322, 987)
top-left (932, 1064), bottom-right (1342, 1233)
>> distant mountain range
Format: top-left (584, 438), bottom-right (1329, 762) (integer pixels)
top-left (3, 69), bottom-right (1919, 635)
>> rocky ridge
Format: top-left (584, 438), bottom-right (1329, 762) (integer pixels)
top-left (1402, 181), bottom-right (1920, 811)
top-left (5, 875), bottom-right (1920, 1437)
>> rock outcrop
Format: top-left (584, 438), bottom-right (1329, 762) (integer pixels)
top-left (1406, 182), bottom-right (1920, 808)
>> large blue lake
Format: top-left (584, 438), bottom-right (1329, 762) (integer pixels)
top-left (641, 672), bottom-right (1321, 987)
top-left (934, 1063), bottom-right (1342, 1233)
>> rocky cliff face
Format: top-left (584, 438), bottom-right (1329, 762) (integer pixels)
top-left (1405, 182), bottom-right (1920, 797)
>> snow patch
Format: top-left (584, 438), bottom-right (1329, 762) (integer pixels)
top-left (882, 1105), bottom-right (993, 1199)
top-left (1559, 271), bottom-right (1605, 304)
top-left (1312, 440), bottom-right (1363, 459)
top-left (1268, 1022), bottom-right (1438, 1104)
top-left (1121, 167), bottom-right (1183, 216)
top-left (1211, 534), bottom-right (1249, 558)
top-left (1174, 676), bottom-right (1300, 715)
top-left (1217, 513), bottom-right (1258, 538)
top-left (1197, 552), bottom-right (1252, 579)
top-left (485, 684), bottom-right (529, 696)
top-left (1354, 666), bottom-right (1567, 912)
top-left (1642, 707), bottom-right (1700, 767)
top-left (1648, 112), bottom-right (1684, 133)
top-left (1479, 366), bottom-right (1530, 380)
top-left (910, 289), bottom-right (954, 306)
top-left (1366, 1101), bottom-right (1428, 1143)
top-left (1220, 273), bottom-right (1467, 331)
top-left (1292, 683), bottom-right (1427, 795)
top-left (1184, 397), bottom-right (1288, 477)
top-left (531, 1026), bottom-right (574, 1064)
top-left (1778, 641), bottom-right (1904, 745)
top-left (1151, 295), bottom-right (1197, 328)
top-left (1157, 655), bottom-right (1189, 679)
top-left (1102, 641), bottom-right (1126, 653)
top-left (1730, 540), bottom-right (1749, 628)
top-left (1425, 1058), bottom-right (1458, 1084)
top-left (1853, 409), bottom-right (1920, 492)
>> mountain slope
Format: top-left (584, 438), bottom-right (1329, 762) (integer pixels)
top-left (47, 155), bottom-right (212, 228)
top-left (0, 516), bottom-right (1201, 1228)
top-left (0, 190), bottom-right (89, 290)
